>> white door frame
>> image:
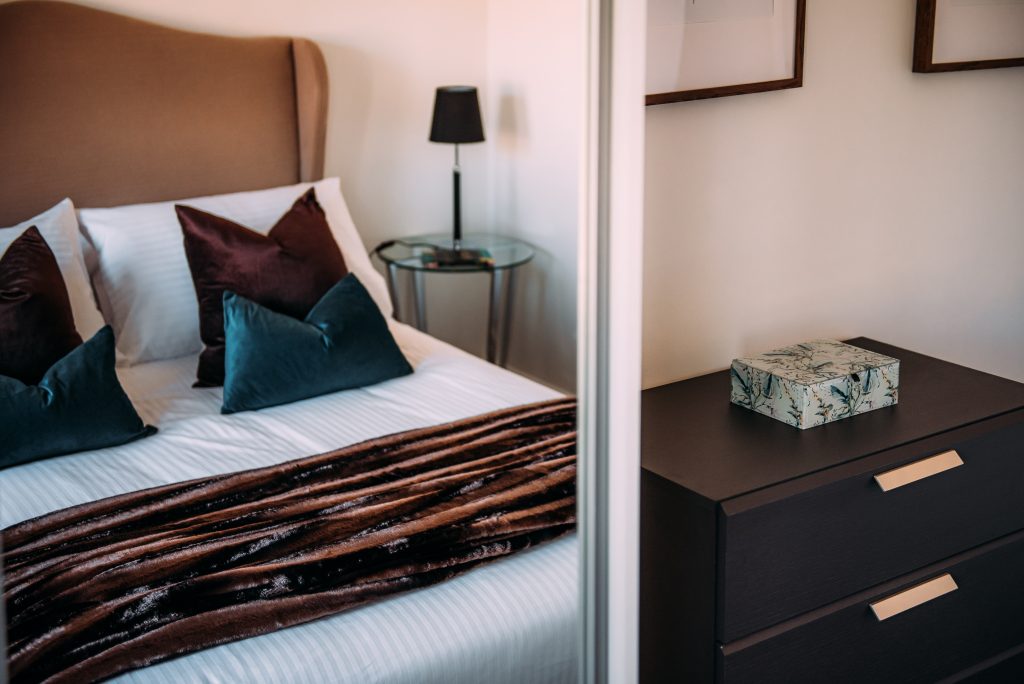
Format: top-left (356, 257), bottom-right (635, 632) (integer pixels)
top-left (578, 0), bottom-right (646, 681)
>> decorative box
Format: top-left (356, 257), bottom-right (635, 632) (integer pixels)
top-left (730, 340), bottom-right (899, 429)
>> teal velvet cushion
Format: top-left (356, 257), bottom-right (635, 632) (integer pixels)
top-left (222, 274), bottom-right (413, 414)
top-left (0, 326), bottom-right (155, 469)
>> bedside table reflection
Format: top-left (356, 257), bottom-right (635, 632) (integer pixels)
top-left (374, 233), bottom-right (535, 367)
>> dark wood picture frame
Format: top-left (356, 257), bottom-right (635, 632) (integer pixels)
top-left (913, 0), bottom-right (1024, 73)
top-left (646, 0), bottom-right (806, 107)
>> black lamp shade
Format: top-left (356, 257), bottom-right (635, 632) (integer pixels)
top-left (429, 86), bottom-right (485, 144)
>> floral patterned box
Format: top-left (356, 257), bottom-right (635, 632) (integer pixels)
top-left (730, 340), bottom-right (899, 429)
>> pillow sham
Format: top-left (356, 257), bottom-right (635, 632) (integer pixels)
top-left (0, 198), bottom-right (105, 339)
top-left (222, 274), bottom-right (413, 414)
top-left (177, 188), bottom-right (348, 387)
top-left (78, 178), bottom-right (394, 366)
top-left (0, 326), bottom-right (155, 469)
top-left (0, 227), bottom-right (83, 384)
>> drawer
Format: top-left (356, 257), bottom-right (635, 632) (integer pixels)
top-left (951, 646), bottom-right (1024, 683)
top-left (718, 528), bottom-right (1024, 684)
top-left (717, 412), bottom-right (1024, 641)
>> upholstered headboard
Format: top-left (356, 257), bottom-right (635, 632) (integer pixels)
top-left (0, 1), bottom-right (328, 225)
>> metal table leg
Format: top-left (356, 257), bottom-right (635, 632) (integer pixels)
top-left (412, 270), bottom-right (428, 332)
top-left (386, 263), bottom-right (427, 332)
top-left (386, 263), bottom-right (402, 322)
top-left (487, 267), bottom-right (517, 366)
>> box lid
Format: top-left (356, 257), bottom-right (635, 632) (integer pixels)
top-left (735, 339), bottom-right (898, 386)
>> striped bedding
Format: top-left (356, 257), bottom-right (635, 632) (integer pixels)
top-left (0, 322), bottom-right (578, 684)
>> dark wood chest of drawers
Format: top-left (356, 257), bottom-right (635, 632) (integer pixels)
top-left (640, 338), bottom-right (1024, 683)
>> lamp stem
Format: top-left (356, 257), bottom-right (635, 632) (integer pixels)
top-left (453, 143), bottom-right (462, 250)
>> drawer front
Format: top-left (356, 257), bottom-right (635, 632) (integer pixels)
top-left (718, 414), bottom-right (1024, 641)
top-left (718, 529), bottom-right (1024, 684)
top-left (953, 646), bottom-right (1024, 683)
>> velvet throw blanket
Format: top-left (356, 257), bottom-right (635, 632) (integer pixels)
top-left (2, 398), bottom-right (576, 684)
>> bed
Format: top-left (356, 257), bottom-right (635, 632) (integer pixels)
top-left (0, 2), bottom-right (577, 682)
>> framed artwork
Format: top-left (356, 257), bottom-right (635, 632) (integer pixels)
top-left (913, 0), bottom-right (1024, 73)
top-left (646, 0), bottom-right (806, 106)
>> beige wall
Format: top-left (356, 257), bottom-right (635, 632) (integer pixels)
top-left (484, 0), bottom-right (581, 390)
top-left (644, 0), bottom-right (1024, 388)
top-left (41, 0), bottom-right (580, 390)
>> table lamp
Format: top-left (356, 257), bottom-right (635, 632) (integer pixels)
top-left (430, 85), bottom-right (485, 262)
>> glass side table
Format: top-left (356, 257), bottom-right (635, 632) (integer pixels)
top-left (374, 233), bottom-right (535, 367)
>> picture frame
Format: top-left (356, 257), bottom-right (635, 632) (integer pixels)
top-left (646, 0), bottom-right (806, 106)
top-left (913, 0), bottom-right (1024, 73)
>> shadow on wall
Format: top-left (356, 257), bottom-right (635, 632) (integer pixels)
top-left (506, 250), bottom-right (569, 389)
top-left (496, 90), bottom-right (526, 151)
top-left (491, 89), bottom-right (525, 234)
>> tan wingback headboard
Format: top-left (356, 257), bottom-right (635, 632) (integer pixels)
top-left (0, 1), bottom-right (328, 225)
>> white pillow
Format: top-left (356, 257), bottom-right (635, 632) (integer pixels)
top-left (78, 178), bottom-right (392, 366)
top-left (0, 199), bottom-right (106, 339)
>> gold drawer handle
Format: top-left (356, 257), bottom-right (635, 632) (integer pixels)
top-left (874, 450), bottom-right (963, 492)
top-left (870, 573), bottom-right (958, 621)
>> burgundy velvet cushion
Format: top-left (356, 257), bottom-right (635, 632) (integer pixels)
top-left (0, 226), bottom-right (83, 384)
top-left (177, 188), bottom-right (348, 387)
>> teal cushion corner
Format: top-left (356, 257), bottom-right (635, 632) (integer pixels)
top-left (221, 274), bottom-right (413, 414)
top-left (0, 326), bottom-right (156, 469)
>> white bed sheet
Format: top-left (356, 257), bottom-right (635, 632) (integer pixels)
top-left (0, 323), bottom-right (577, 684)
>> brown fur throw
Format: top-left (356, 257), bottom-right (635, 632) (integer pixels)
top-left (2, 398), bottom-right (576, 683)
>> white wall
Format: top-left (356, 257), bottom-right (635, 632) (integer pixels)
top-left (643, 0), bottom-right (1024, 388)
top-left (54, 0), bottom-right (579, 391)
top-left (484, 0), bottom-right (581, 391)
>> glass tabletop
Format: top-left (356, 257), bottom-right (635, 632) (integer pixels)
top-left (374, 233), bottom-right (535, 272)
